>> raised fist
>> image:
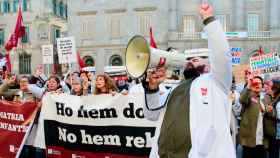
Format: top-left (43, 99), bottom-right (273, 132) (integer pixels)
top-left (199, 4), bottom-right (214, 20)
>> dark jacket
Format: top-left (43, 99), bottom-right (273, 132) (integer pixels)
top-left (239, 88), bottom-right (272, 148)
top-left (158, 79), bottom-right (193, 158)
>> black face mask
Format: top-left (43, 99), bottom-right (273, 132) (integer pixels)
top-left (183, 63), bottom-right (205, 80)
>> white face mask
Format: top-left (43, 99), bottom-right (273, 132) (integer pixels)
top-left (118, 80), bottom-right (125, 86)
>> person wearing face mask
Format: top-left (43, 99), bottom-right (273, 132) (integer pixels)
top-left (143, 4), bottom-right (235, 158)
top-left (239, 76), bottom-right (273, 158)
top-left (116, 77), bottom-right (129, 92)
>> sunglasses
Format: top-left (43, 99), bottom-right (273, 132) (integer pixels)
top-left (186, 56), bottom-right (208, 61)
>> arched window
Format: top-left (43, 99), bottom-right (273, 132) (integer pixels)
top-left (109, 55), bottom-right (123, 66)
top-left (83, 56), bottom-right (95, 66)
top-left (19, 52), bottom-right (31, 74)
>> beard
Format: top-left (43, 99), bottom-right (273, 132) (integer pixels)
top-left (183, 63), bottom-right (206, 80)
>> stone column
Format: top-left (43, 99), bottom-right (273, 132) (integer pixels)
top-left (234, 0), bottom-right (246, 31)
top-left (169, 0), bottom-right (177, 31)
top-left (270, 0), bottom-right (280, 30)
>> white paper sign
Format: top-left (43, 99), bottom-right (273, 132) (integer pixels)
top-left (57, 37), bottom-right (77, 64)
top-left (41, 45), bottom-right (54, 64)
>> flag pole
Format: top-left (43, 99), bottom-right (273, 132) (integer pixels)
top-left (19, 0), bottom-right (23, 74)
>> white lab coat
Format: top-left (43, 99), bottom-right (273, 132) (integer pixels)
top-left (189, 20), bottom-right (235, 158)
top-left (145, 20), bottom-right (236, 158)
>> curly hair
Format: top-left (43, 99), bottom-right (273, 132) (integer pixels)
top-left (94, 74), bottom-right (118, 95)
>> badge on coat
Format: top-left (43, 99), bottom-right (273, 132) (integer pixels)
top-left (200, 87), bottom-right (209, 105)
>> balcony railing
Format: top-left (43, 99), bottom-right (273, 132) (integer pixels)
top-left (169, 32), bottom-right (201, 41)
top-left (169, 31), bottom-right (273, 40)
top-left (247, 31), bottom-right (271, 39)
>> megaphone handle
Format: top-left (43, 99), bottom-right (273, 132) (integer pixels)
top-left (142, 73), bottom-right (149, 91)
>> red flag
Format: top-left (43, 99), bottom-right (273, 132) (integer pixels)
top-left (5, 53), bottom-right (12, 72)
top-left (51, 64), bottom-right (58, 75)
top-left (149, 27), bottom-right (157, 48)
top-left (258, 46), bottom-right (264, 55)
top-left (77, 52), bottom-right (86, 70)
top-left (5, 5), bottom-right (25, 51)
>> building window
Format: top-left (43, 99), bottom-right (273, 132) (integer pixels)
top-left (13, 0), bottom-right (18, 12)
top-left (110, 15), bottom-right (121, 38)
top-left (21, 26), bottom-right (29, 43)
top-left (138, 14), bottom-right (152, 36)
top-left (52, 26), bottom-right (61, 44)
top-left (52, 0), bottom-right (57, 15)
top-left (247, 14), bottom-right (259, 32)
top-left (182, 15), bottom-right (195, 33)
top-left (83, 56), bottom-right (95, 66)
top-left (81, 16), bottom-right (95, 38)
top-left (19, 53), bottom-right (31, 74)
top-left (3, 0), bottom-right (10, 13)
top-left (216, 15), bottom-right (227, 31)
top-left (64, 4), bottom-right (67, 19)
top-left (22, 0), bottom-right (28, 11)
top-left (53, 0), bottom-right (60, 16)
top-left (59, 1), bottom-right (64, 17)
top-left (110, 55), bottom-right (123, 66)
top-left (81, 20), bottom-right (86, 35)
top-left (0, 29), bottom-right (4, 46)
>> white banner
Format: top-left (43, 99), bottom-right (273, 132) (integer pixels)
top-left (41, 45), bottom-right (54, 64)
top-left (34, 93), bottom-right (158, 157)
top-left (57, 37), bottom-right (77, 64)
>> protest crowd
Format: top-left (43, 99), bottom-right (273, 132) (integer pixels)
top-left (0, 3), bottom-right (280, 158)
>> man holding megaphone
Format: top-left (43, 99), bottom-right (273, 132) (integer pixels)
top-left (143, 4), bottom-right (236, 158)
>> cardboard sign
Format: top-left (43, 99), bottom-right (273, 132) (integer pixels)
top-left (250, 52), bottom-right (280, 74)
top-left (42, 45), bottom-right (54, 64)
top-left (231, 47), bottom-right (242, 65)
top-left (57, 37), bottom-right (77, 64)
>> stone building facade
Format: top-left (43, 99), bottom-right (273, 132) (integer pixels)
top-left (0, 0), bottom-right (68, 75)
top-left (68, 0), bottom-right (280, 81)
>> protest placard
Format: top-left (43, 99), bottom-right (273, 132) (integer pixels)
top-left (57, 37), bottom-right (77, 64)
top-left (42, 45), bottom-right (54, 64)
top-left (231, 47), bottom-right (242, 65)
top-left (250, 52), bottom-right (280, 74)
